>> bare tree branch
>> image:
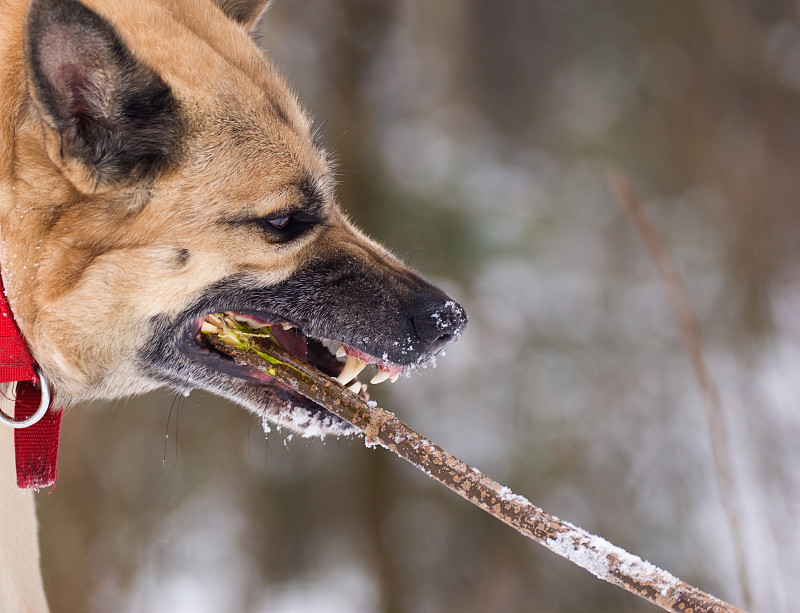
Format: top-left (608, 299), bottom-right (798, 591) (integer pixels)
top-left (608, 169), bottom-right (751, 609)
top-left (207, 325), bottom-right (748, 613)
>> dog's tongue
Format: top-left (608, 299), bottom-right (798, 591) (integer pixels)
top-left (271, 326), bottom-right (308, 361)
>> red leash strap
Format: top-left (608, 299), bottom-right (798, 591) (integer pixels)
top-left (13, 381), bottom-right (61, 489)
top-left (0, 274), bottom-right (62, 490)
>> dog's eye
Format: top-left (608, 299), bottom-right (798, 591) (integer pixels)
top-left (267, 214), bottom-right (291, 229)
top-left (253, 210), bottom-right (318, 243)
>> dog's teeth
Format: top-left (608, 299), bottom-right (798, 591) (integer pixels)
top-left (282, 323), bottom-right (294, 331)
top-left (335, 345), bottom-right (347, 359)
top-left (205, 313), bottom-right (225, 328)
top-left (201, 321), bottom-right (220, 334)
top-left (352, 358), bottom-right (367, 377)
top-left (347, 380), bottom-right (362, 394)
top-left (390, 373), bottom-right (400, 383)
top-left (336, 355), bottom-right (366, 384)
top-left (370, 368), bottom-right (392, 385)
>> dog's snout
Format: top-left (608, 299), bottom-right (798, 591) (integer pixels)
top-left (411, 296), bottom-right (468, 354)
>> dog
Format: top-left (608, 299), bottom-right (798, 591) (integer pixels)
top-left (0, 0), bottom-right (467, 609)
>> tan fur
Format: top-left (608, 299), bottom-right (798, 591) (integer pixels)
top-left (0, 0), bottom-right (347, 401)
top-left (0, 1), bottom-right (466, 608)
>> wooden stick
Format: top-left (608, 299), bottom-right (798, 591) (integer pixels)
top-left (208, 329), bottom-right (747, 613)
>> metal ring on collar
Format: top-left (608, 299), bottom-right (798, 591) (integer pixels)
top-left (0, 369), bottom-right (51, 429)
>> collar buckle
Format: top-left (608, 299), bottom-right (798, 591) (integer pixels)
top-left (0, 368), bottom-right (50, 429)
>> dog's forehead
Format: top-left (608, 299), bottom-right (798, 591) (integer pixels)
top-left (91, 0), bottom-right (314, 142)
top-left (179, 104), bottom-right (332, 210)
top-left (90, 0), bottom-right (329, 198)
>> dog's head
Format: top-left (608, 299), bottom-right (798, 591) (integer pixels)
top-left (0, 0), bottom-right (466, 435)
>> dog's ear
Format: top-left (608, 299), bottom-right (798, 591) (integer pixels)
top-left (212, 0), bottom-right (272, 32)
top-left (23, 0), bottom-right (181, 190)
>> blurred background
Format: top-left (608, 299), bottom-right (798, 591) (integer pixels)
top-left (38, 0), bottom-right (800, 611)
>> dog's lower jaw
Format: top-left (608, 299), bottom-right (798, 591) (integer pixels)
top-left (186, 378), bottom-right (360, 439)
top-left (221, 383), bottom-right (359, 439)
top-left (190, 350), bottom-right (361, 438)
top-left (138, 339), bottom-right (360, 439)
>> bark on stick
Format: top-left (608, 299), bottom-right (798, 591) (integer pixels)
top-left (208, 331), bottom-right (747, 613)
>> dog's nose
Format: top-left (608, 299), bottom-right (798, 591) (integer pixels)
top-left (411, 297), bottom-right (468, 355)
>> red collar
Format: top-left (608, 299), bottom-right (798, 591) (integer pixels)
top-left (0, 273), bottom-right (61, 490)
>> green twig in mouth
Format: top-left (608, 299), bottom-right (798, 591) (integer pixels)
top-left (204, 313), bottom-right (384, 435)
top-left (203, 313), bottom-right (747, 613)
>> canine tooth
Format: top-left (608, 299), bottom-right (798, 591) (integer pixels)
top-left (390, 373), bottom-right (400, 383)
top-left (200, 321), bottom-right (219, 334)
top-left (336, 355), bottom-right (366, 384)
top-left (347, 380), bottom-right (362, 394)
top-left (282, 323), bottom-right (294, 331)
top-left (352, 358), bottom-right (367, 377)
top-left (370, 368), bottom-right (391, 385)
top-left (335, 345), bottom-right (347, 359)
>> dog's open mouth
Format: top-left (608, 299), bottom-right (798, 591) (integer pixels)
top-left (154, 279), bottom-right (466, 437)
top-left (187, 311), bottom-right (405, 410)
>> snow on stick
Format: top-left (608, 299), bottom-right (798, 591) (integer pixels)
top-left (206, 321), bottom-right (747, 613)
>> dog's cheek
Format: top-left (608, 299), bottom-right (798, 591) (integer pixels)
top-left (28, 248), bottom-right (215, 401)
